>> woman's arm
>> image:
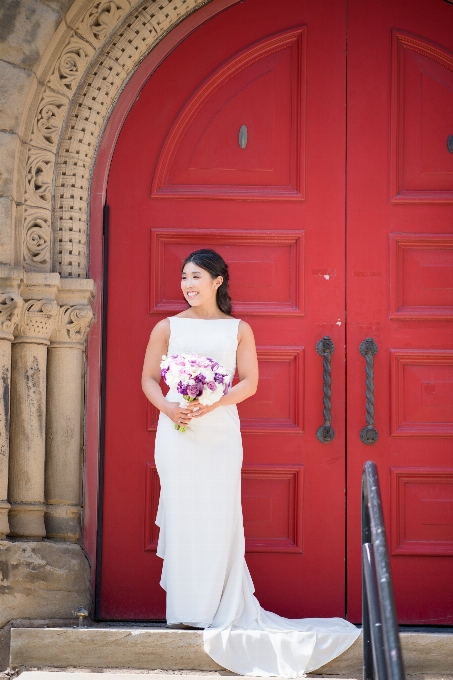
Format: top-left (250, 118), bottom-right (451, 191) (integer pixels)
top-left (190, 320), bottom-right (258, 419)
top-left (141, 319), bottom-right (195, 426)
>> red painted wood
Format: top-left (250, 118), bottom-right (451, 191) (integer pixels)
top-left (100, 0), bottom-right (347, 620)
top-left (85, 0), bottom-right (243, 578)
top-left (347, 0), bottom-right (453, 624)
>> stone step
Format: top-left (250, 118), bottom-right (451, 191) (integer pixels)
top-left (9, 627), bottom-right (453, 677)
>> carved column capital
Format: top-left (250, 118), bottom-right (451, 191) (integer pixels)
top-left (0, 294), bottom-right (24, 342)
top-left (51, 304), bottom-right (94, 348)
top-left (14, 299), bottom-right (59, 345)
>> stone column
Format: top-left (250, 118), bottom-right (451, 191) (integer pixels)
top-left (45, 278), bottom-right (94, 542)
top-left (9, 273), bottom-right (59, 539)
top-left (0, 293), bottom-right (23, 538)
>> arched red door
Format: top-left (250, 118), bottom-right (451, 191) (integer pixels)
top-left (97, 0), bottom-right (453, 623)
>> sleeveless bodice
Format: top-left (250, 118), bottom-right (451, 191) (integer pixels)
top-left (167, 317), bottom-right (240, 385)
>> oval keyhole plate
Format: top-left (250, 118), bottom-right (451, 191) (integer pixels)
top-left (239, 125), bottom-right (248, 149)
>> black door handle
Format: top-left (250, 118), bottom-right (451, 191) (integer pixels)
top-left (359, 338), bottom-right (378, 444)
top-left (316, 336), bottom-right (335, 443)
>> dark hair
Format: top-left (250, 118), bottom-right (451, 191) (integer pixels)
top-left (182, 249), bottom-right (233, 316)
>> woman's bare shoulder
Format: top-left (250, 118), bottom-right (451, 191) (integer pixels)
top-left (238, 319), bottom-right (255, 341)
top-left (150, 317), bottom-right (170, 341)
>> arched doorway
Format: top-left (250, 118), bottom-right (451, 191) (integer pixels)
top-left (92, 0), bottom-right (453, 623)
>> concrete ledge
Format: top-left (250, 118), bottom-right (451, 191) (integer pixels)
top-left (9, 627), bottom-right (453, 676)
top-left (10, 628), bottom-right (223, 672)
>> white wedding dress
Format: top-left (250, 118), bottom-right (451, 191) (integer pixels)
top-left (154, 317), bottom-right (360, 677)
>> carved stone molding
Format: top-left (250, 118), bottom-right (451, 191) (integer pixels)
top-left (51, 304), bottom-right (94, 347)
top-left (0, 294), bottom-right (24, 342)
top-left (23, 208), bottom-right (52, 272)
top-left (25, 148), bottom-right (54, 208)
top-left (47, 36), bottom-right (95, 97)
top-left (31, 92), bottom-right (68, 152)
top-left (14, 299), bottom-right (59, 345)
top-left (80, 0), bottom-right (133, 45)
top-left (55, 0), bottom-right (207, 276)
top-left (13, 0), bottom-right (208, 277)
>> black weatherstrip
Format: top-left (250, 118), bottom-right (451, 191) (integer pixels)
top-left (94, 203), bottom-right (110, 620)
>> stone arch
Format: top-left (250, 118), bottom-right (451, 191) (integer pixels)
top-left (13, 0), bottom-right (210, 278)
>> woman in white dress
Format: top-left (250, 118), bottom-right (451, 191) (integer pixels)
top-left (142, 250), bottom-right (360, 678)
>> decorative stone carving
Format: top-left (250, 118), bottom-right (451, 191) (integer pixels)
top-left (25, 148), bottom-right (54, 207)
top-left (23, 209), bottom-right (52, 272)
top-left (11, 0), bottom-right (207, 275)
top-left (53, 0), bottom-right (204, 276)
top-left (0, 293), bottom-right (23, 341)
top-left (47, 36), bottom-right (95, 96)
top-left (15, 299), bottom-right (58, 344)
top-left (31, 91), bottom-right (68, 151)
top-left (51, 304), bottom-right (94, 346)
top-left (79, 0), bottom-right (132, 45)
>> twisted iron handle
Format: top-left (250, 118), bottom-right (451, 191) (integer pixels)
top-left (359, 338), bottom-right (378, 445)
top-left (316, 336), bottom-right (335, 443)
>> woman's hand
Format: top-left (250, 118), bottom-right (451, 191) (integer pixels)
top-left (164, 401), bottom-right (197, 426)
top-left (187, 400), bottom-right (217, 419)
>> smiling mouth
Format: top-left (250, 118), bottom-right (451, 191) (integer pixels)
top-left (186, 291), bottom-right (198, 298)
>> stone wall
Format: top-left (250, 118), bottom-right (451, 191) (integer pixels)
top-left (0, 0), bottom-right (213, 632)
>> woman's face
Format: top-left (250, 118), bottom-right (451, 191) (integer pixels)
top-left (181, 261), bottom-right (223, 308)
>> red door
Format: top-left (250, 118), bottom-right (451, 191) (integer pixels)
top-left (96, 0), bottom-right (453, 623)
top-left (100, 0), bottom-right (347, 620)
top-left (346, 0), bottom-right (453, 623)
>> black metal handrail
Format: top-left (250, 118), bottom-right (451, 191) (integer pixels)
top-left (362, 461), bottom-right (405, 680)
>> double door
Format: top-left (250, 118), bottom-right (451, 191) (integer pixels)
top-left (99, 0), bottom-right (453, 623)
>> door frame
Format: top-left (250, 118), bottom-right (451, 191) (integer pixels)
top-left (84, 0), bottom-right (242, 613)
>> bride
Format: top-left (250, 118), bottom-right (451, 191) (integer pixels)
top-left (142, 249), bottom-right (360, 678)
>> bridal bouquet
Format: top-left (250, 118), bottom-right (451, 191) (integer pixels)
top-left (160, 353), bottom-right (231, 432)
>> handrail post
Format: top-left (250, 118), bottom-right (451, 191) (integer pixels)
top-left (362, 479), bottom-right (374, 680)
top-left (362, 461), bottom-right (405, 680)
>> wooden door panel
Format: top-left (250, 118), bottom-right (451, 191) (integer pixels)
top-left (389, 234), bottom-right (453, 319)
top-left (390, 468), bottom-right (453, 556)
top-left (391, 32), bottom-right (453, 201)
top-left (390, 350), bottom-right (453, 436)
top-left (242, 465), bottom-right (304, 553)
top-left (149, 229), bottom-right (305, 315)
top-left (237, 347), bottom-right (304, 432)
top-left (101, 0), bottom-right (347, 621)
top-left (347, 0), bottom-right (453, 624)
top-left (151, 29), bottom-right (306, 199)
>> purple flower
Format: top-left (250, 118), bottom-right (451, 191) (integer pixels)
top-left (177, 381), bottom-right (188, 396)
top-left (197, 373), bottom-right (206, 384)
top-left (187, 384), bottom-right (199, 397)
top-left (210, 361), bottom-right (219, 371)
top-left (223, 382), bottom-right (230, 396)
top-left (206, 381), bottom-right (216, 392)
top-left (214, 373), bottom-right (225, 383)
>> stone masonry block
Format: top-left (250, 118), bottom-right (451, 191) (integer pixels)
top-left (0, 197), bottom-right (13, 266)
top-left (0, 132), bottom-right (17, 196)
top-left (0, 541), bottom-right (91, 628)
top-left (0, 60), bottom-right (34, 132)
top-left (0, 0), bottom-right (62, 71)
top-left (0, 623), bottom-right (10, 672)
top-left (40, 0), bottom-right (76, 16)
